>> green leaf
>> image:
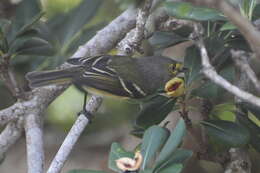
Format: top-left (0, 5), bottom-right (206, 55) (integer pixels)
top-left (184, 46), bottom-right (202, 85)
top-left (192, 65), bottom-right (235, 99)
top-left (140, 126), bottom-right (170, 170)
top-left (9, 0), bottom-right (41, 40)
top-left (155, 119), bottom-right (186, 169)
top-left (236, 112), bottom-right (260, 152)
top-left (139, 169), bottom-right (153, 173)
top-left (159, 164), bottom-right (183, 173)
top-left (15, 11), bottom-right (45, 38)
top-left (131, 126), bottom-right (146, 138)
top-left (135, 96), bottom-right (176, 129)
top-left (220, 22), bottom-right (237, 31)
top-left (0, 19), bottom-right (11, 35)
top-left (0, 19), bottom-right (11, 52)
top-left (68, 170), bottom-right (108, 173)
top-left (9, 37), bottom-right (54, 56)
top-left (108, 142), bottom-right (134, 172)
top-left (149, 31), bottom-right (188, 50)
top-left (239, 101), bottom-right (260, 120)
top-left (201, 120), bottom-right (250, 147)
top-left (253, 4), bottom-right (260, 20)
top-left (155, 149), bottom-right (192, 172)
top-left (47, 0), bottom-right (103, 45)
top-left (210, 103), bottom-right (236, 121)
top-left (165, 2), bottom-right (225, 21)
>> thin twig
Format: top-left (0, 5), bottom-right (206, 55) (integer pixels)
top-left (47, 96), bottom-right (103, 173)
top-left (223, 48), bottom-right (252, 173)
top-left (118, 0), bottom-right (154, 55)
top-left (0, 54), bottom-right (22, 98)
top-left (24, 113), bottom-right (44, 173)
top-left (0, 118), bottom-right (23, 158)
top-left (192, 24), bottom-right (260, 108)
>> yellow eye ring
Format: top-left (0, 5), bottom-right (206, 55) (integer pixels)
top-left (169, 64), bottom-right (177, 74)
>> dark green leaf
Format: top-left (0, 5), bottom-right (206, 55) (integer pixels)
top-left (155, 119), bottom-right (186, 169)
top-left (159, 164), bottom-right (183, 173)
top-left (0, 19), bottom-right (11, 35)
top-left (135, 96), bottom-right (176, 129)
top-left (149, 31), bottom-right (188, 50)
top-left (140, 126), bottom-right (170, 170)
top-left (9, 0), bottom-right (41, 40)
top-left (184, 46), bottom-right (202, 85)
top-left (154, 149), bottom-right (192, 172)
top-left (9, 37), bottom-right (54, 56)
top-left (236, 112), bottom-right (260, 152)
top-left (220, 22), bottom-right (237, 31)
top-left (139, 169), bottom-right (153, 173)
top-left (225, 36), bottom-right (251, 51)
top-left (15, 11), bottom-right (45, 38)
top-left (68, 170), bottom-right (108, 173)
top-left (201, 120), bottom-right (250, 147)
top-left (47, 0), bottom-right (103, 45)
top-left (192, 65), bottom-right (235, 99)
top-left (253, 4), bottom-right (260, 20)
top-left (239, 102), bottom-right (260, 120)
top-left (165, 2), bottom-right (225, 21)
top-left (108, 142), bottom-right (134, 172)
top-left (131, 126), bottom-right (146, 138)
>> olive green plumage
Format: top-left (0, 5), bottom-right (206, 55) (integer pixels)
top-left (26, 55), bottom-right (182, 99)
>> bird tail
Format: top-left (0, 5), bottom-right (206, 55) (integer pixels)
top-left (26, 67), bottom-right (82, 88)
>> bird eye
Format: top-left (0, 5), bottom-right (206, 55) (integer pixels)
top-left (169, 64), bottom-right (176, 72)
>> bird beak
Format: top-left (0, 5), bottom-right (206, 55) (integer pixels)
top-left (179, 67), bottom-right (188, 73)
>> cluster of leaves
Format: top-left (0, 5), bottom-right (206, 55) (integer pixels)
top-left (131, 0), bottom-right (260, 158)
top-left (0, 0), bottom-right (104, 76)
top-left (69, 119), bottom-right (192, 173)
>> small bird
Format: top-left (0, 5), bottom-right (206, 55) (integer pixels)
top-left (26, 55), bottom-right (184, 99)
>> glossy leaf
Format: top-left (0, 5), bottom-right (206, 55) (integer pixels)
top-left (131, 126), bottom-right (146, 138)
top-left (239, 101), bottom-right (260, 120)
top-left (220, 22), bottom-right (237, 31)
top-left (149, 31), bottom-right (188, 50)
top-left (155, 119), bottom-right (186, 169)
top-left (201, 120), bottom-right (250, 147)
top-left (47, 0), bottom-right (103, 45)
top-left (15, 11), bottom-right (45, 38)
top-left (165, 2), bottom-right (225, 21)
top-left (140, 126), bottom-right (170, 170)
top-left (135, 96), bottom-right (176, 129)
top-left (210, 103), bottom-right (235, 121)
top-left (236, 112), bottom-right (260, 152)
top-left (192, 65), bottom-right (235, 99)
top-left (9, 37), bottom-right (54, 56)
top-left (154, 149), bottom-right (192, 172)
top-left (9, 0), bottom-right (41, 40)
top-left (0, 19), bottom-right (11, 35)
top-left (184, 46), bottom-right (202, 85)
top-left (108, 142), bottom-right (134, 172)
top-left (159, 164), bottom-right (183, 173)
top-left (68, 170), bottom-right (108, 173)
top-left (139, 169), bottom-right (153, 173)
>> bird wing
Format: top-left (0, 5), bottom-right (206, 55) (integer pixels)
top-left (67, 55), bottom-right (146, 98)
